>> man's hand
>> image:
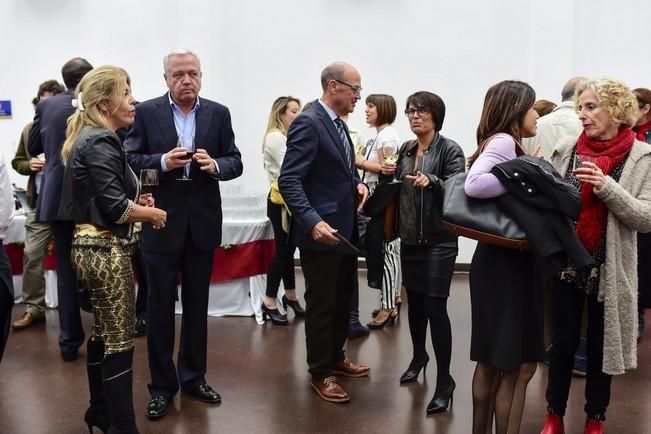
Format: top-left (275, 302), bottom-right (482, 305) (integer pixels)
top-left (28, 157), bottom-right (45, 172)
top-left (194, 148), bottom-right (217, 174)
top-left (164, 147), bottom-right (192, 169)
top-left (311, 221), bottom-right (340, 245)
top-left (357, 183), bottom-right (369, 212)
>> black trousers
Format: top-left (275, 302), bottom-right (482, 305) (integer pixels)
top-left (546, 280), bottom-right (612, 417)
top-left (52, 220), bottom-right (84, 354)
top-left (0, 243), bottom-right (14, 363)
top-left (143, 239), bottom-right (214, 398)
top-left (300, 250), bottom-right (355, 379)
top-left (266, 200), bottom-right (296, 297)
top-left (132, 247), bottom-right (149, 319)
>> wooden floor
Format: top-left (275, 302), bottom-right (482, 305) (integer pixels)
top-left (1, 271), bottom-right (650, 434)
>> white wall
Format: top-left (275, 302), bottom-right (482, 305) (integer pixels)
top-left (1, 0), bottom-right (650, 262)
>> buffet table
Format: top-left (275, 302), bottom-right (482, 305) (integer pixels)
top-left (6, 187), bottom-right (282, 324)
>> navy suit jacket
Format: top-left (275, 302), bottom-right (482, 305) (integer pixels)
top-left (278, 100), bottom-right (362, 252)
top-left (124, 94), bottom-right (243, 254)
top-left (27, 90), bottom-right (75, 222)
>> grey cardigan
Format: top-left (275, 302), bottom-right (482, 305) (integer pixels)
top-left (551, 138), bottom-right (651, 375)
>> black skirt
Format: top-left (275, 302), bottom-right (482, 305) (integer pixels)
top-left (469, 242), bottom-right (545, 372)
top-left (401, 241), bottom-right (457, 298)
top-left (638, 232), bottom-right (651, 309)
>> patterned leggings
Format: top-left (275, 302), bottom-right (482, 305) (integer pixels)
top-left (381, 239), bottom-right (401, 309)
top-left (71, 240), bottom-right (136, 354)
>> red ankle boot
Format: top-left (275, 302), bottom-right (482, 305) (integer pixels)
top-left (541, 414), bottom-right (564, 434)
top-left (584, 419), bottom-right (604, 434)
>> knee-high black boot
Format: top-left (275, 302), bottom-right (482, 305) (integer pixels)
top-left (86, 338), bottom-right (109, 433)
top-left (102, 349), bottom-right (138, 434)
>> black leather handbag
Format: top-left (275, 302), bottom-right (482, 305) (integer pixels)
top-left (440, 172), bottom-right (530, 251)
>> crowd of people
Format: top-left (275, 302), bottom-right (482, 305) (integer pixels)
top-left (0, 52), bottom-right (650, 434)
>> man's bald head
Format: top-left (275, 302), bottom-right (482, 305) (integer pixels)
top-left (320, 62), bottom-right (357, 91)
top-left (561, 76), bottom-right (588, 101)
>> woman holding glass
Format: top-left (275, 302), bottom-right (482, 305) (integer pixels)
top-left (355, 93), bottom-right (402, 328)
top-left (541, 79), bottom-right (651, 434)
top-left (261, 96), bottom-right (304, 325)
top-left (59, 66), bottom-right (167, 433)
top-left (382, 91), bottom-right (464, 414)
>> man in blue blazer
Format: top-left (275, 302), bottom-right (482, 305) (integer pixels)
top-left (28, 57), bottom-right (93, 362)
top-left (125, 49), bottom-right (243, 419)
top-left (279, 61), bottom-right (370, 403)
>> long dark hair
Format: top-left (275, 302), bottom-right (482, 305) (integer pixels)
top-left (467, 80), bottom-right (535, 168)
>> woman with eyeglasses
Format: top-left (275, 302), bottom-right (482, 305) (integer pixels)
top-left (261, 96), bottom-right (304, 325)
top-left (464, 80), bottom-right (542, 434)
top-left (355, 93), bottom-right (402, 329)
top-left (381, 91), bottom-right (465, 415)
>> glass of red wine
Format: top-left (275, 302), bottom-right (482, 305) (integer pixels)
top-left (176, 136), bottom-right (196, 181)
top-left (139, 169), bottom-right (159, 196)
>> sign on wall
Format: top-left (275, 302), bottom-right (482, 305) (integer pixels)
top-left (0, 101), bottom-right (12, 119)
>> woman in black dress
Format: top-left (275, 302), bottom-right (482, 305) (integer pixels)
top-left (464, 80), bottom-right (542, 434)
top-left (382, 91), bottom-right (465, 415)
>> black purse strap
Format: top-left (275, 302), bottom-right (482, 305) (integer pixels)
top-left (361, 137), bottom-right (378, 182)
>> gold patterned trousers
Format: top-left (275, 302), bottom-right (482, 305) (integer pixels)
top-left (71, 237), bottom-right (137, 354)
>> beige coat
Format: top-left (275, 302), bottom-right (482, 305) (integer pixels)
top-left (551, 138), bottom-right (651, 375)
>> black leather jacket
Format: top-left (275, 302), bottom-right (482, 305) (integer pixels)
top-left (59, 126), bottom-right (139, 239)
top-left (396, 133), bottom-right (466, 245)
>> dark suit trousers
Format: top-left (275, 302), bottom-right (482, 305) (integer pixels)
top-left (52, 220), bottom-right (84, 353)
top-left (0, 242), bottom-right (14, 363)
top-left (143, 239), bottom-right (214, 398)
top-left (132, 247), bottom-right (148, 319)
top-left (300, 250), bottom-right (355, 379)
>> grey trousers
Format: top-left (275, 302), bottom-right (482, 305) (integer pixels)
top-left (21, 212), bottom-right (51, 315)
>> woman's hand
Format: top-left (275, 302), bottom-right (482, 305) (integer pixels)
top-left (138, 194), bottom-right (155, 207)
top-left (380, 161), bottom-right (396, 176)
top-left (405, 171), bottom-right (430, 188)
top-left (149, 208), bottom-right (167, 230)
top-left (573, 162), bottom-right (607, 190)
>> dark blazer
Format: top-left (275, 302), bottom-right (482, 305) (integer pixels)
top-left (27, 90), bottom-right (75, 222)
top-left (124, 94), bottom-right (243, 253)
top-left (278, 100), bottom-right (362, 252)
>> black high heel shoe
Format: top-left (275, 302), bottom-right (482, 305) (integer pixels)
top-left (282, 295), bottom-right (305, 317)
top-left (84, 406), bottom-right (109, 433)
top-left (261, 303), bottom-right (289, 325)
top-left (399, 354), bottom-right (430, 384)
top-left (426, 376), bottom-right (456, 414)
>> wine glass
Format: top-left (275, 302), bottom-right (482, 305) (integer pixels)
top-left (382, 141), bottom-right (401, 184)
top-left (139, 169), bottom-right (159, 196)
top-left (176, 136), bottom-right (196, 181)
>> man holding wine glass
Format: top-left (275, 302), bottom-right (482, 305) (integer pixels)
top-left (124, 48), bottom-right (243, 420)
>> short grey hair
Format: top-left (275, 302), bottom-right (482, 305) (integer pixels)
top-left (163, 49), bottom-right (201, 74)
top-left (561, 76), bottom-right (588, 101)
top-left (320, 62), bottom-right (347, 91)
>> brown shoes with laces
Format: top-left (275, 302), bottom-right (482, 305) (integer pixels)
top-left (310, 376), bottom-right (350, 403)
top-left (332, 358), bottom-right (370, 378)
top-left (11, 312), bottom-right (45, 330)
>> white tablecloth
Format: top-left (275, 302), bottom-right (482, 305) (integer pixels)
top-left (7, 187), bottom-right (279, 324)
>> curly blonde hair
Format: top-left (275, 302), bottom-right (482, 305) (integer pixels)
top-left (575, 78), bottom-right (637, 127)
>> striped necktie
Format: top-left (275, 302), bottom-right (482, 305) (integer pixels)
top-left (334, 118), bottom-right (352, 172)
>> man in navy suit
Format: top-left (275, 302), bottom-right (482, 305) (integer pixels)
top-left (28, 57), bottom-right (93, 362)
top-left (279, 61), bottom-right (370, 403)
top-left (125, 49), bottom-right (243, 419)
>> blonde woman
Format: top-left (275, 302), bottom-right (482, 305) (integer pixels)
top-left (59, 66), bottom-right (167, 433)
top-left (262, 96), bottom-right (303, 325)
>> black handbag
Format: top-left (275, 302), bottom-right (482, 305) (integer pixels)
top-left (440, 172), bottom-right (530, 251)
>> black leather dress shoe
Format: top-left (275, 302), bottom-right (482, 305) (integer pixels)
top-left (185, 383), bottom-right (221, 403)
top-left (147, 396), bottom-right (172, 419)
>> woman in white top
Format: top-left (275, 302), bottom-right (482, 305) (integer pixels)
top-left (355, 94), bottom-right (402, 328)
top-left (261, 96), bottom-right (303, 325)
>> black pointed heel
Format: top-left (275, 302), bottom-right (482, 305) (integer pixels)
top-left (282, 295), bottom-right (305, 317)
top-left (399, 354), bottom-right (430, 384)
top-left (426, 376), bottom-right (456, 414)
top-left (261, 303), bottom-right (288, 325)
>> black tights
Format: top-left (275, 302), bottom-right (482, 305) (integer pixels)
top-left (406, 290), bottom-right (452, 394)
top-left (472, 362), bottom-right (537, 434)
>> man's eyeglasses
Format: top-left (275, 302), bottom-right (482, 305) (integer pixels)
top-left (334, 79), bottom-right (362, 95)
top-left (405, 107), bottom-right (430, 118)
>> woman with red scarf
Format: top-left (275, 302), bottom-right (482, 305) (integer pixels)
top-left (541, 79), bottom-right (651, 434)
top-left (632, 88), bottom-right (651, 340)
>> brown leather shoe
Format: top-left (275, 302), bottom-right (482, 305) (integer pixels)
top-left (310, 376), bottom-right (350, 403)
top-left (11, 312), bottom-right (45, 330)
top-left (332, 358), bottom-right (370, 378)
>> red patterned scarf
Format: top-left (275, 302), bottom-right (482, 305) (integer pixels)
top-left (575, 126), bottom-right (634, 253)
top-left (633, 120), bottom-right (651, 142)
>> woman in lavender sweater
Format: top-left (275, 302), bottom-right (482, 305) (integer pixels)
top-left (464, 80), bottom-right (541, 434)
